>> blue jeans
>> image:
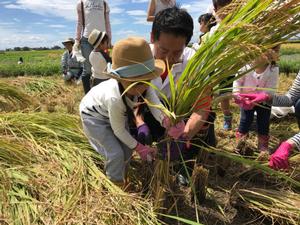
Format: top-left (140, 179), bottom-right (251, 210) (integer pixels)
top-left (80, 37), bottom-right (93, 94)
top-left (238, 105), bottom-right (271, 135)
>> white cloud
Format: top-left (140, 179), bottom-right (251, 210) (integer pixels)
top-left (110, 18), bottom-right (125, 25)
top-left (133, 17), bottom-right (151, 25)
top-left (4, 0), bottom-right (76, 21)
top-left (131, 0), bottom-right (148, 3)
top-left (0, 25), bottom-right (72, 49)
top-left (182, 1), bottom-right (212, 15)
top-left (110, 7), bottom-right (125, 14)
top-left (0, 1), bottom-right (12, 4)
top-left (127, 10), bottom-right (147, 16)
top-left (0, 22), bottom-right (15, 26)
top-left (13, 18), bottom-right (21, 22)
top-left (48, 24), bottom-right (66, 28)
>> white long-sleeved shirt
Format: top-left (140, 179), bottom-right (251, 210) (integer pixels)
top-left (80, 79), bottom-right (165, 149)
top-left (75, 0), bottom-right (111, 41)
top-left (89, 51), bottom-right (109, 79)
top-left (233, 65), bottom-right (279, 95)
top-left (151, 45), bottom-right (196, 99)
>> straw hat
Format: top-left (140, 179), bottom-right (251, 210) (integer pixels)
top-left (106, 37), bottom-right (165, 81)
top-left (62, 38), bottom-right (75, 45)
top-left (88, 29), bottom-right (107, 49)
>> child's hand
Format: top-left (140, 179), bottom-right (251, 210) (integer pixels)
top-left (162, 117), bottom-right (185, 140)
top-left (135, 143), bottom-right (157, 162)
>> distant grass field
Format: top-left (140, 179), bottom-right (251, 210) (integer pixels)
top-left (0, 43), bottom-right (299, 77)
top-left (0, 49), bottom-right (63, 77)
top-left (279, 43), bottom-right (300, 75)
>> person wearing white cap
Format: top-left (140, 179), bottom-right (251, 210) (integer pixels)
top-left (73, 0), bottom-right (112, 94)
top-left (80, 37), bottom-right (184, 188)
top-left (88, 29), bottom-right (111, 87)
top-left (61, 38), bottom-right (83, 82)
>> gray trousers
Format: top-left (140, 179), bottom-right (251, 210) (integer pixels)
top-left (81, 113), bottom-right (133, 182)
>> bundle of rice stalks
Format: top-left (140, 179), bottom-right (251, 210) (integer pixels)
top-left (233, 187), bottom-right (300, 225)
top-left (170, 0), bottom-right (300, 119)
top-left (0, 82), bottom-right (33, 112)
top-left (0, 112), bottom-right (159, 225)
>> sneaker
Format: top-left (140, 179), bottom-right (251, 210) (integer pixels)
top-left (223, 114), bottom-right (232, 130)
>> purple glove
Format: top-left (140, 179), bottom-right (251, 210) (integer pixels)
top-left (158, 138), bottom-right (187, 161)
top-left (137, 124), bottom-right (150, 137)
top-left (135, 142), bottom-right (157, 162)
top-left (269, 141), bottom-right (293, 170)
top-left (162, 117), bottom-right (185, 140)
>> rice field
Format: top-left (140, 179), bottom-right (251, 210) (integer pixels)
top-left (0, 2), bottom-right (300, 222)
top-left (0, 43), bottom-right (299, 77)
top-left (0, 72), bottom-right (299, 224)
top-left (0, 50), bottom-right (62, 77)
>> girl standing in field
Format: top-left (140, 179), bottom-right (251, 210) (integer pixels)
top-left (146, 0), bottom-right (176, 22)
top-left (233, 45), bottom-right (280, 156)
top-left (236, 70), bottom-right (300, 170)
top-left (80, 37), bottom-right (182, 187)
top-left (88, 29), bottom-right (111, 87)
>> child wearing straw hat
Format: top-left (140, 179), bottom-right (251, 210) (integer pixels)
top-left (88, 29), bottom-right (111, 87)
top-left (80, 37), bottom-right (182, 187)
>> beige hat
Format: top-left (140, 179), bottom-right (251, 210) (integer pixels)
top-left (88, 29), bottom-right (107, 49)
top-left (62, 38), bottom-right (75, 45)
top-left (106, 37), bottom-right (165, 81)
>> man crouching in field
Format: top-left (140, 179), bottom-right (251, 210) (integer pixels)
top-left (140, 6), bottom-right (217, 186)
top-left (61, 38), bottom-right (83, 83)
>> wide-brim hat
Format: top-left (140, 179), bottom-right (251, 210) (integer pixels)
top-left (88, 29), bottom-right (107, 49)
top-left (62, 38), bottom-right (75, 45)
top-left (105, 36), bottom-right (165, 82)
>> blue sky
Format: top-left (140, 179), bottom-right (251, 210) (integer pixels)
top-left (0, 0), bottom-right (212, 50)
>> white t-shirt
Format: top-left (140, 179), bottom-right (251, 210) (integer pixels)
top-left (233, 65), bottom-right (279, 95)
top-left (76, 0), bottom-right (111, 40)
top-left (80, 79), bottom-right (164, 149)
top-left (150, 44), bottom-right (196, 99)
top-left (154, 0), bottom-right (176, 15)
top-left (89, 51), bottom-right (109, 79)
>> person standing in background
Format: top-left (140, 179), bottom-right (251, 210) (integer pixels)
top-left (146, 0), bottom-right (176, 22)
top-left (73, 0), bottom-right (112, 94)
top-left (61, 38), bottom-right (83, 83)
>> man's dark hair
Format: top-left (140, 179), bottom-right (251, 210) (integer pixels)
top-left (198, 13), bottom-right (217, 31)
top-left (152, 6), bottom-right (194, 46)
top-left (213, 0), bottom-right (232, 11)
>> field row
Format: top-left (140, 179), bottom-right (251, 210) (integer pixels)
top-left (0, 44), bottom-right (299, 77)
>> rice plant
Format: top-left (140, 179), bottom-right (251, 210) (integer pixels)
top-left (0, 82), bottom-right (33, 112)
top-left (233, 188), bottom-right (300, 225)
top-left (0, 112), bottom-right (160, 225)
